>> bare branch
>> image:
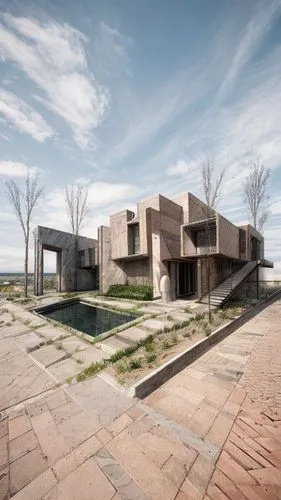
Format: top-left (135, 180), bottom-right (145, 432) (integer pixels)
top-left (5, 170), bottom-right (44, 297)
top-left (201, 159), bottom-right (225, 215)
top-left (243, 159), bottom-right (271, 231)
top-left (65, 184), bottom-right (89, 236)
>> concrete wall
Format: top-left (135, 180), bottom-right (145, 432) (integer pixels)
top-left (34, 226), bottom-right (97, 295)
top-left (218, 214), bottom-right (240, 259)
top-left (188, 193), bottom-right (215, 222)
top-left (110, 210), bottom-right (134, 259)
top-left (123, 259), bottom-right (151, 286)
top-left (172, 193), bottom-right (189, 223)
top-left (98, 226), bottom-right (126, 294)
top-left (137, 194), bottom-right (160, 255)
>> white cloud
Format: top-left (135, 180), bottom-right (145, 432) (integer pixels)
top-left (166, 158), bottom-right (201, 177)
top-left (96, 22), bottom-right (133, 78)
top-left (0, 88), bottom-right (54, 141)
top-left (0, 160), bottom-right (39, 177)
top-left (217, 1), bottom-right (281, 102)
top-left (0, 14), bottom-right (109, 149)
top-left (74, 176), bottom-right (90, 186)
top-left (44, 181), bottom-right (143, 211)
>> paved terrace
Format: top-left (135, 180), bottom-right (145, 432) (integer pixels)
top-left (0, 298), bottom-right (280, 499)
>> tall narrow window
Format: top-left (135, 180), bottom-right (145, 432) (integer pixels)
top-left (128, 224), bottom-right (140, 254)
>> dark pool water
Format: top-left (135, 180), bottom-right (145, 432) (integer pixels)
top-left (41, 301), bottom-right (138, 337)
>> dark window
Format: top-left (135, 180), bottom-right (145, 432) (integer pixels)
top-left (239, 229), bottom-right (246, 256)
top-left (128, 224), bottom-right (140, 255)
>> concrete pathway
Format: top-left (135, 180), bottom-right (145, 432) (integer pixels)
top-left (0, 298), bottom-right (280, 499)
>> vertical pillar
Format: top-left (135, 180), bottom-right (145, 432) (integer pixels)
top-left (56, 251), bottom-right (62, 293)
top-left (34, 234), bottom-right (38, 295)
top-left (38, 244), bottom-right (44, 295)
top-left (197, 259), bottom-right (202, 299)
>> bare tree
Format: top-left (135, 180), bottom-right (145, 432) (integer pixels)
top-left (243, 159), bottom-right (271, 232)
top-left (200, 159), bottom-right (225, 322)
top-left (5, 172), bottom-right (44, 297)
top-left (65, 184), bottom-right (89, 290)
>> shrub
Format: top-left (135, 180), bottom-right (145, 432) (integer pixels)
top-left (146, 353), bottom-right (156, 364)
top-left (116, 360), bottom-right (130, 374)
top-left (76, 360), bottom-right (105, 382)
top-left (145, 339), bottom-right (155, 353)
top-left (129, 357), bottom-right (143, 369)
top-left (106, 284), bottom-right (153, 301)
top-left (170, 332), bottom-right (179, 345)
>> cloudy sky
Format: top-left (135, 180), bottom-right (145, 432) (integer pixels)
top-left (0, 0), bottom-right (281, 276)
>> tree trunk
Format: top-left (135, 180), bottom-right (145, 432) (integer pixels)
top-left (24, 232), bottom-right (29, 298)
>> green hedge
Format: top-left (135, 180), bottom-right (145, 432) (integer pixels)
top-left (106, 284), bottom-right (153, 301)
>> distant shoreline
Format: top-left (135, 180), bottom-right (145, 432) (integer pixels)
top-left (0, 273), bottom-right (56, 276)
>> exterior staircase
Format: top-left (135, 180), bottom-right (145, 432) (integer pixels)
top-left (201, 261), bottom-right (258, 308)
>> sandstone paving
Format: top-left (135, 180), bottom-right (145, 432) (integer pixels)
top-left (72, 345), bottom-right (107, 364)
top-left (140, 317), bottom-right (174, 331)
top-left (0, 346), bottom-right (56, 411)
top-left (0, 298), bottom-right (281, 498)
top-left (35, 325), bottom-right (71, 342)
top-left (14, 331), bottom-right (45, 352)
top-left (47, 357), bottom-right (82, 383)
top-left (54, 335), bottom-right (88, 354)
top-left (66, 376), bottom-right (135, 427)
top-left (30, 344), bottom-right (67, 367)
top-left (116, 325), bottom-right (153, 344)
top-left (0, 320), bottom-right (30, 339)
top-left (95, 335), bottom-right (132, 355)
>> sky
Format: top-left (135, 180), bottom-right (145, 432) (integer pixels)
top-left (0, 0), bottom-right (281, 277)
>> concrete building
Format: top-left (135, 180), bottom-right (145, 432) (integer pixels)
top-left (34, 192), bottom-right (271, 301)
top-left (34, 226), bottom-right (98, 295)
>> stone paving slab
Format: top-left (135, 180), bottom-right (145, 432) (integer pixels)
top-left (0, 321), bottom-right (30, 339)
top-left (44, 456), bottom-right (116, 499)
top-left (116, 326), bottom-right (153, 345)
top-left (55, 335), bottom-right (88, 355)
top-left (169, 311), bottom-right (193, 323)
top-left (95, 336), bottom-right (132, 355)
top-left (0, 347), bottom-right (56, 411)
top-left (30, 344), bottom-right (67, 367)
top-left (141, 318), bottom-right (174, 331)
top-left (67, 377), bottom-right (135, 427)
top-left (15, 331), bottom-right (45, 352)
top-left (72, 345), bottom-right (107, 364)
top-left (47, 358), bottom-right (82, 383)
top-left (36, 325), bottom-right (70, 342)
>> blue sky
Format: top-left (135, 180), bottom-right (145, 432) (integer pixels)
top-left (0, 0), bottom-right (281, 276)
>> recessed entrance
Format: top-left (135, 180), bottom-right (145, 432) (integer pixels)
top-left (169, 261), bottom-right (197, 298)
top-left (177, 262), bottom-right (197, 297)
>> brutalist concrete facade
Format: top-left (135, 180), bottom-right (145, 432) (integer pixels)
top-left (34, 226), bottom-right (98, 295)
top-left (98, 192), bottom-right (265, 300)
top-left (34, 192), bottom-right (265, 299)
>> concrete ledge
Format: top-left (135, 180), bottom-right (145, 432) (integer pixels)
top-left (132, 288), bottom-right (281, 399)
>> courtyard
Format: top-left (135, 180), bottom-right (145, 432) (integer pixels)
top-left (0, 294), bottom-right (281, 498)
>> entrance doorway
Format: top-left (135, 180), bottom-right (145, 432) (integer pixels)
top-left (177, 262), bottom-right (196, 297)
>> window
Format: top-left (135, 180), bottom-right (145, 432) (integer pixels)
top-left (128, 224), bottom-right (140, 255)
top-left (239, 229), bottom-right (246, 256)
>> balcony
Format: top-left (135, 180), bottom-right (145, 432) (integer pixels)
top-left (182, 217), bottom-right (218, 257)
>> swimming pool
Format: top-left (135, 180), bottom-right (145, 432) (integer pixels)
top-left (35, 300), bottom-right (138, 337)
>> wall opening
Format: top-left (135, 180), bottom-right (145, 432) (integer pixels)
top-left (42, 247), bottom-right (62, 294)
